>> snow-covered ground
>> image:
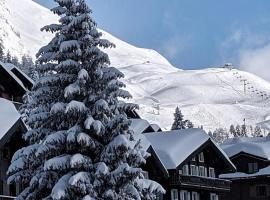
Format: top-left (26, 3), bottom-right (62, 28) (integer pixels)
top-left (1, 0), bottom-right (270, 132)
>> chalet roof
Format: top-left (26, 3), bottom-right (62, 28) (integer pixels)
top-left (0, 98), bottom-right (20, 140)
top-left (220, 165), bottom-right (270, 180)
top-left (150, 124), bottom-right (162, 132)
top-left (144, 128), bottom-right (235, 170)
top-left (0, 62), bottom-right (34, 91)
top-left (130, 119), bottom-right (152, 134)
top-left (221, 137), bottom-right (270, 160)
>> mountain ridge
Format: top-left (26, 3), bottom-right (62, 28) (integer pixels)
top-left (1, 0), bottom-right (270, 132)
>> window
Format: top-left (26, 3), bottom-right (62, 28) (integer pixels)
top-left (199, 166), bottom-right (206, 177)
top-left (180, 190), bottom-right (190, 200)
top-left (142, 171), bottom-right (149, 179)
top-left (198, 152), bottom-right (204, 162)
top-left (191, 165), bottom-right (198, 176)
top-left (182, 165), bottom-right (189, 175)
top-left (191, 192), bottom-right (200, 200)
top-left (191, 157), bottom-right (196, 161)
top-left (210, 193), bottom-right (219, 200)
top-left (209, 167), bottom-right (215, 178)
top-left (256, 185), bottom-right (267, 197)
top-left (171, 189), bottom-right (179, 200)
top-left (248, 163), bottom-right (258, 173)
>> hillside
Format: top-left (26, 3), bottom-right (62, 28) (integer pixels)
top-left (1, 0), bottom-right (270, 132)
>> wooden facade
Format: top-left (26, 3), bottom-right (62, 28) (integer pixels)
top-left (0, 119), bottom-right (27, 197)
top-left (143, 139), bottom-right (235, 200)
top-left (221, 152), bottom-right (270, 200)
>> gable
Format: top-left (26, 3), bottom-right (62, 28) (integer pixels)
top-left (10, 67), bottom-right (34, 90)
top-left (177, 140), bottom-right (236, 172)
top-left (0, 65), bottom-right (26, 99)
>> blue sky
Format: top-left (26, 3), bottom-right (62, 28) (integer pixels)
top-left (34, 0), bottom-right (270, 80)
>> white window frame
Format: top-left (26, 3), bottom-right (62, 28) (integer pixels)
top-left (190, 165), bottom-right (198, 176)
top-left (191, 157), bottom-right (196, 161)
top-left (248, 162), bottom-right (258, 173)
top-left (171, 189), bottom-right (179, 200)
top-left (191, 192), bottom-right (200, 200)
top-left (210, 193), bottom-right (218, 200)
top-left (209, 167), bottom-right (215, 178)
top-left (199, 166), bottom-right (206, 177)
top-left (182, 165), bottom-right (189, 175)
top-left (180, 190), bottom-right (190, 200)
top-left (198, 152), bottom-right (204, 162)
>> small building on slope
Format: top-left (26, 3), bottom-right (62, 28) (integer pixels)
top-left (141, 128), bottom-right (236, 200)
top-left (0, 98), bottom-right (27, 197)
top-left (220, 137), bottom-right (270, 200)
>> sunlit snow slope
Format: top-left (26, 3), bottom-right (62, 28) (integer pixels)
top-left (1, 0), bottom-right (270, 131)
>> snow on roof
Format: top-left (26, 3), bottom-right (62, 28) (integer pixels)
top-left (130, 119), bottom-right (151, 134)
top-left (150, 124), bottom-right (162, 132)
top-left (0, 61), bottom-right (27, 91)
top-left (221, 137), bottom-right (270, 160)
top-left (0, 98), bottom-right (20, 139)
top-left (220, 165), bottom-right (270, 179)
top-left (144, 128), bottom-right (212, 169)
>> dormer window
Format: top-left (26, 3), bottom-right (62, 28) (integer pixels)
top-left (248, 163), bottom-right (258, 173)
top-left (198, 152), bottom-right (204, 162)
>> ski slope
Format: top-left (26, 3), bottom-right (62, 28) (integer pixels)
top-left (1, 0), bottom-right (270, 131)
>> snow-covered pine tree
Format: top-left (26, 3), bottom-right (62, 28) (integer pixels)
top-left (0, 41), bottom-right (4, 61)
top-left (20, 54), bottom-right (35, 75)
top-left (241, 124), bottom-right (247, 137)
top-left (252, 125), bottom-right (262, 137)
top-left (5, 50), bottom-right (12, 63)
top-left (186, 120), bottom-right (194, 129)
top-left (229, 125), bottom-right (235, 136)
top-left (171, 106), bottom-right (186, 130)
top-left (235, 125), bottom-right (241, 137)
top-left (8, 1), bottom-right (164, 199)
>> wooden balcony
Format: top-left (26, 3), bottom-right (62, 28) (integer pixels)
top-left (170, 173), bottom-right (231, 191)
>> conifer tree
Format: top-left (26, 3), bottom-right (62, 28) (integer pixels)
top-left (235, 125), bottom-right (241, 137)
top-left (241, 124), bottom-right (247, 137)
top-left (186, 120), bottom-right (194, 129)
top-left (0, 41), bottom-right (4, 61)
top-left (11, 56), bottom-right (19, 66)
top-left (8, 1), bottom-right (164, 199)
top-left (253, 126), bottom-right (262, 137)
top-left (171, 106), bottom-right (186, 130)
top-left (229, 125), bottom-right (235, 136)
top-left (5, 50), bottom-right (12, 63)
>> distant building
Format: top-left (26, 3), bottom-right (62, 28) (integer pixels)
top-left (0, 62), bottom-right (33, 106)
top-left (140, 128), bottom-right (236, 200)
top-left (220, 137), bottom-right (270, 200)
top-left (223, 63), bottom-right (233, 70)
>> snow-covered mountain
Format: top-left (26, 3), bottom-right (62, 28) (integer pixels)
top-left (1, 0), bottom-right (270, 132)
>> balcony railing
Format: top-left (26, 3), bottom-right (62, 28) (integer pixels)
top-left (0, 195), bottom-right (16, 200)
top-left (170, 173), bottom-right (231, 191)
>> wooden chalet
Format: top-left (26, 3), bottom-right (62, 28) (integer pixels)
top-left (0, 62), bottom-right (33, 106)
top-left (0, 98), bottom-right (27, 197)
top-left (140, 128), bottom-right (236, 200)
top-left (220, 137), bottom-right (270, 200)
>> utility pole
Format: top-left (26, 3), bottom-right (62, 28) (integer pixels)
top-left (240, 79), bottom-right (247, 94)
